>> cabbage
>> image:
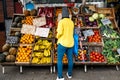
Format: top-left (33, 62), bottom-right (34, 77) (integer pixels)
top-left (92, 13), bottom-right (99, 19)
top-left (99, 13), bottom-right (105, 19)
top-left (89, 17), bottom-right (94, 22)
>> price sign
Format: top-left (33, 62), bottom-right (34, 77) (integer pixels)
top-left (101, 18), bottom-right (111, 25)
top-left (83, 29), bottom-right (94, 37)
top-left (35, 27), bottom-right (50, 37)
top-left (33, 16), bottom-right (46, 27)
top-left (21, 24), bottom-right (36, 35)
top-left (117, 48), bottom-right (120, 55)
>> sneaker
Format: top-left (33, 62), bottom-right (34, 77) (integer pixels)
top-left (56, 77), bottom-right (64, 80)
top-left (66, 72), bottom-right (72, 79)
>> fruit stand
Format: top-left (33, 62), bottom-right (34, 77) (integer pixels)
top-left (0, 2), bottom-right (120, 74)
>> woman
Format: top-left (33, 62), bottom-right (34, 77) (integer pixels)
top-left (56, 7), bottom-right (74, 80)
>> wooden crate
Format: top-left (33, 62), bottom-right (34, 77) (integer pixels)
top-left (96, 8), bottom-right (115, 19)
top-left (109, 19), bottom-right (118, 29)
top-left (80, 4), bottom-right (97, 15)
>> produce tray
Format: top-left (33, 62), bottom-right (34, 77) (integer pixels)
top-left (9, 28), bottom-right (21, 36)
top-left (72, 14), bottom-right (85, 27)
top-left (87, 46), bottom-right (107, 63)
top-left (15, 44), bottom-right (33, 65)
top-left (96, 8), bottom-right (115, 19)
top-left (11, 14), bottom-right (25, 28)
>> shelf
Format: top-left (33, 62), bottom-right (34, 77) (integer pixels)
top-left (10, 28), bottom-right (21, 31)
top-left (31, 63), bottom-right (52, 66)
top-left (74, 61), bottom-right (107, 65)
top-left (82, 42), bottom-right (103, 46)
top-left (0, 62), bottom-right (16, 66)
top-left (80, 27), bottom-right (100, 30)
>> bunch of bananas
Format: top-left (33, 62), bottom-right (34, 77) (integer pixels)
top-left (33, 40), bottom-right (52, 50)
top-left (43, 49), bottom-right (51, 57)
top-left (32, 52), bottom-right (51, 64)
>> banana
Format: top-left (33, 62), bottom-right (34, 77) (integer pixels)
top-left (34, 45), bottom-right (39, 50)
top-left (32, 57), bottom-right (39, 64)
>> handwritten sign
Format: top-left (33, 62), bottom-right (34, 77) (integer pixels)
top-left (101, 18), bottom-right (111, 25)
top-left (35, 27), bottom-right (50, 37)
top-left (82, 29), bottom-right (94, 37)
top-left (33, 16), bottom-right (46, 27)
top-left (21, 24), bottom-right (36, 35)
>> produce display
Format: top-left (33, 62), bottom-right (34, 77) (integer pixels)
top-left (11, 15), bottom-right (24, 28)
top-left (16, 45), bottom-right (32, 63)
top-left (88, 30), bottom-right (102, 43)
top-left (102, 38), bottom-right (120, 64)
top-left (1, 5), bottom-right (120, 68)
top-left (32, 38), bottom-right (52, 64)
top-left (90, 50), bottom-right (106, 62)
top-left (22, 16), bottom-right (34, 25)
top-left (1, 43), bottom-right (17, 62)
top-left (78, 49), bottom-right (88, 61)
top-left (84, 15), bottom-right (98, 27)
top-left (20, 34), bottom-right (34, 44)
top-left (54, 53), bottom-right (68, 64)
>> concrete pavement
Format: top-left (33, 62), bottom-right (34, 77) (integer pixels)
top-left (0, 65), bottom-right (120, 80)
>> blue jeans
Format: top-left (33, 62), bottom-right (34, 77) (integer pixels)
top-left (57, 44), bottom-right (73, 78)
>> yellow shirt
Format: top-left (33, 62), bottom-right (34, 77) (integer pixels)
top-left (56, 18), bottom-right (74, 47)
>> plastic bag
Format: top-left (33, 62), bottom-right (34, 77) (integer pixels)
top-left (73, 34), bottom-right (79, 56)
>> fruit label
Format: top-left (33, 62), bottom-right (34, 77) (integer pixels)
top-left (35, 27), bottom-right (50, 37)
top-left (101, 18), bottom-right (111, 25)
top-left (83, 29), bottom-right (94, 37)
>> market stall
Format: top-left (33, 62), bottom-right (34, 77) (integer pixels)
top-left (0, 0), bottom-right (120, 74)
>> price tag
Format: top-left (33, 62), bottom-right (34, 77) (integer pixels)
top-left (101, 18), bottom-right (111, 25)
top-left (33, 16), bottom-right (46, 27)
top-left (35, 27), bottom-right (50, 37)
top-left (117, 48), bottom-right (120, 54)
top-left (83, 29), bottom-right (94, 37)
top-left (21, 24), bottom-right (36, 35)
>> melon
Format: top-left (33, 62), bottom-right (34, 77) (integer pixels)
top-left (2, 43), bottom-right (10, 52)
top-left (23, 10), bottom-right (30, 16)
top-left (30, 9), bottom-right (37, 16)
top-left (9, 47), bottom-right (17, 55)
top-left (6, 55), bottom-right (16, 62)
